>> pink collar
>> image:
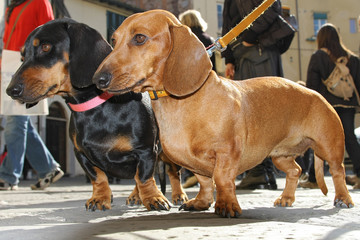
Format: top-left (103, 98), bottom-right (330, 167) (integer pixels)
top-left (68, 92), bottom-right (113, 112)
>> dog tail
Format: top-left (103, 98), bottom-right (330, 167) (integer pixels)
top-left (314, 154), bottom-right (328, 195)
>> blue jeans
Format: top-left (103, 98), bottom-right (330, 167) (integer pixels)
top-left (0, 116), bottom-right (59, 184)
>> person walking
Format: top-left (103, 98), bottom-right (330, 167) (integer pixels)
top-left (0, 0), bottom-right (64, 191)
top-left (306, 23), bottom-right (360, 189)
top-left (222, 0), bottom-right (294, 190)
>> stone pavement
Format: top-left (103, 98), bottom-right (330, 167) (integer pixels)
top-left (0, 175), bottom-right (359, 240)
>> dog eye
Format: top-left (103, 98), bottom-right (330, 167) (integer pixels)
top-left (41, 43), bottom-right (52, 52)
top-left (133, 34), bottom-right (147, 45)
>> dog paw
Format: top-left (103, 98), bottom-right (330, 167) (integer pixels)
top-left (172, 193), bottom-right (189, 205)
top-left (179, 198), bottom-right (212, 212)
top-left (274, 195), bottom-right (295, 207)
top-left (214, 201), bottom-right (242, 218)
top-left (334, 197), bottom-right (354, 208)
top-left (85, 196), bottom-right (112, 211)
top-left (126, 194), bottom-right (142, 206)
top-left (142, 194), bottom-right (171, 211)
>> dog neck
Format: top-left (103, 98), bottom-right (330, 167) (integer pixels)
top-left (67, 91), bottom-right (113, 112)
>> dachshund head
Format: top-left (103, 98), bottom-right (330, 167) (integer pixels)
top-left (6, 18), bottom-right (112, 104)
top-left (93, 9), bottom-right (212, 97)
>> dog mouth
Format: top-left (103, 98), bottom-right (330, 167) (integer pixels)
top-left (15, 84), bottom-right (58, 104)
top-left (107, 78), bottom-right (146, 94)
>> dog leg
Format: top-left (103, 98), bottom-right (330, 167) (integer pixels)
top-left (213, 166), bottom-right (241, 218)
top-left (126, 184), bottom-right (142, 206)
top-left (179, 174), bottom-right (214, 211)
top-left (326, 159), bottom-right (354, 208)
top-left (167, 162), bottom-right (189, 205)
top-left (135, 173), bottom-right (171, 211)
top-left (272, 156), bottom-right (301, 207)
top-left (159, 153), bottom-right (188, 205)
top-left (313, 138), bottom-right (354, 207)
top-left (86, 167), bottom-right (112, 211)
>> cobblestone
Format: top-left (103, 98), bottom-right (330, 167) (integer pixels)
top-left (0, 176), bottom-right (359, 240)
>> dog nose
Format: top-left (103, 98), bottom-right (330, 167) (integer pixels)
top-left (7, 83), bottom-right (24, 97)
top-left (93, 72), bottom-right (112, 89)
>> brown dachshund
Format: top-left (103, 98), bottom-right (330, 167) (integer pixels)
top-left (93, 10), bottom-right (354, 217)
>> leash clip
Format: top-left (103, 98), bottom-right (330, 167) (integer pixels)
top-left (206, 38), bottom-right (227, 57)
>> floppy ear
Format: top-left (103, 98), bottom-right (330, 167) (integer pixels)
top-left (66, 23), bottom-right (112, 88)
top-left (163, 25), bottom-right (212, 97)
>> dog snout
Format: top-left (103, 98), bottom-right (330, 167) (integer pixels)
top-left (93, 72), bottom-right (112, 89)
top-left (7, 83), bottom-right (24, 98)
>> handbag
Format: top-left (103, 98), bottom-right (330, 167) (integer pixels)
top-left (0, 0), bottom-right (48, 116)
top-left (258, 15), bottom-right (295, 54)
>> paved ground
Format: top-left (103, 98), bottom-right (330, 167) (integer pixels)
top-left (0, 175), bottom-right (359, 240)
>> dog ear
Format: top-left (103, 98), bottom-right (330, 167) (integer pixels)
top-left (163, 26), bottom-right (212, 97)
top-left (66, 23), bottom-right (112, 88)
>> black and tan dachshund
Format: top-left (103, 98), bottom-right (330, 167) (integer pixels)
top-left (7, 18), bottom-right (187, 211)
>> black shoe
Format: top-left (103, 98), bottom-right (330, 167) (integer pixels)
top-left (266, 171), bottom-right (277, 190)
top-left (236, 170), bottom-right (278, 190)
top-left (236, 172), bottom-right (268, 190)
top-left (0, 178), bottom-right (18, 190)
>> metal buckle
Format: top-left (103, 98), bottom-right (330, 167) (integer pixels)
top-left (206, 38), bottom-right (227, 57)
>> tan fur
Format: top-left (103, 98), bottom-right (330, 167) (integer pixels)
top-left (112, 136), bottom-right (133, 152)
top-left (19, 52), bottom-right (71, 102)
top-left (128, 155), bottom-right (188, 206)
top-left (72, 133), bottom-right (80, 152)
top-left (126, 184), bottom-right (142, 205)
top-left (160, 153), bottom-right (188, 204)
top-left (134, 169), bottom-right (169, 210)
top-left (33, 38), bottom-right (40, 47)
top-left (95, 10), bottom-right (354, 217)
top-left (315, 155), bottom-right (327, 195)
top-left (87, 167), bottom-right (112, 210)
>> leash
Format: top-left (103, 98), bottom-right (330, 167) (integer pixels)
top-left (68, 92), bottom-right (113, 112)
top-left (206, 0), bottom-right (276, 57)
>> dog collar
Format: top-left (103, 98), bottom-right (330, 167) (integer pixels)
top-left (68, 92), bottom-right (113, 112)
top-left (148, 90), bottom-right (169, 100)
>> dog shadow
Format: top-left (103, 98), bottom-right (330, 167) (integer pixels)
top-left (3, 180), bottom-right (357, 240)
top-left (67, 201), bottom-right (344, 239)
top-left (1, 193), bottom-right (355, 240)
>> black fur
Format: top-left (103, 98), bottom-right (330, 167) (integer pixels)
top-left (8, 19), bottom-right (160, 192)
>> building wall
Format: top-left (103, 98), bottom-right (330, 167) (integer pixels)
top-left (192, 0), bottom-right (222, 38)
top-left (0, 2), bottom-right (5, 16)
top-left (281, 0), bottom-right (360, 82)
top-left (0, 1), bottom-right (6, 48)
top-left (64, 0), bottom-right (107, 37)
